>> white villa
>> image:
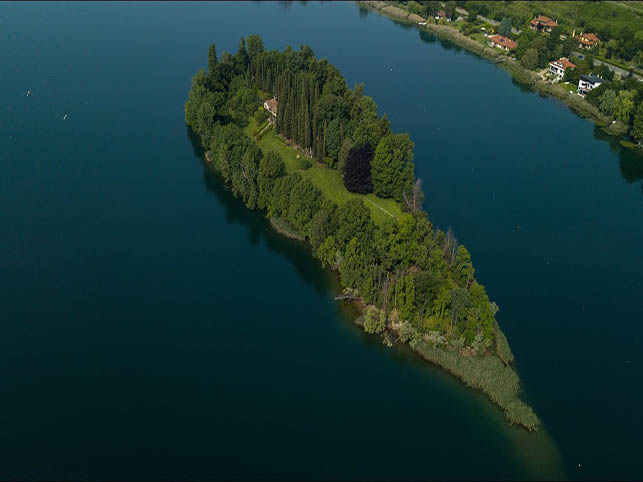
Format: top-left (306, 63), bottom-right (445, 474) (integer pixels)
top-left (578, 75), bottom-right (603, 96)
top-left (548, 57), bottom-right (576, 81)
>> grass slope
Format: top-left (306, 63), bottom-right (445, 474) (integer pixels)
top-left (246, 118), bottom-right (403, 226)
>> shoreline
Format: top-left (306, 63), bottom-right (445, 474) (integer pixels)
top-left (357, 1), bottom-right (629, 139)
top-left (202, 151), bottom-right (539, 431)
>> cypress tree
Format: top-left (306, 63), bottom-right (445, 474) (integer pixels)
top-left (208, 44), bottom-right (218, 75)
top-left (304, 102), bottom-right (311, 149)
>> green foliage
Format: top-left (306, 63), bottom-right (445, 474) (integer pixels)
top-left (633, 103), bottom-right (643, 143)
top-left (520, 48), bottom-right (539, 70)
top-left (614, 90), bottom-right (635, 124)
top-left (598, 89), bottom-right (617, 116)
top-left (187, 34), bottom-right (503, 361)
top-left (288, 178), bottom-right (322, 235)
top-left (498, 17), bottom-right (512, 37)
top-left (258, 151), bottom-right (286, 209)
top-left (371, 133), bottom-right (415, 201)
top-left (298, 157), bottom-right (312, 170)
top-left (364, 305), bottom-right (387, 334)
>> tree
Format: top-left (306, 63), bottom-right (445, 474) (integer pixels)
top-left (363, 306), bottom-right (386, 334)
top-left (614, 90), bottom-right (635, 124)
top-left (208, 44), bottom-right (218, 75)
top-left (466, 8), bottom-right (478, 24)
top-left (269, 173), bottom-right (301, 218)
top-left (426, 0), bottom-right (440, 16)
top-left (338, 137), bottom-right (354, 173)
top-left (288, 178), bottom-right (322, 235)
top-left (309, 200), bottom-right (338, 251)
top-left (453, 245), bottom-right (474, 288)
top-left (258, 151), bottom-right (286, 209)
top-left (325, 118), bottom-right (342, 160)
top-left (444, 1), bottom-right (456, 20)
top-left (343, 144), bottom-right (374, 194)
top-left (341, 237), bottom-right (367, 289)
top-left (336, 198), bottom-right (374, 249)
top-left (402, 178), bottom-right (425, 213)
top-left (632, 102), bottom-right (643, 145)
top-left (317, 236), bottom-right (340, 269)
top-left (371, 133), bottom-right (415, 201)
top-left (521, 48), bottom-right (539, 70)
top-left (562, 36), bottom-right (577, 57)
top-left (498, 17), bottom-right (512, 37)
top-left (598, 89), bottom-right (617, 116)
top-left (245, 34), bottom-right (264, 60)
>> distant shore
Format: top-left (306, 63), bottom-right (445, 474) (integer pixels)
top-left (357, 1), bottom-right (629, 138)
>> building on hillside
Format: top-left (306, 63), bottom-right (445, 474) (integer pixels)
top-left (488, 34), bottom-right (517, 51)
top-left (549, 57), bottom-right (576, 80)
top-left (529, 15), bottom-right (558, 33)
top-left (578, 74), bottom-right (603, 96)
top-left (435, 10), bottom-right (451, 21)
top-left (576, 32), bottom-right (600, 50)
top-left (263, 97), bottom-right (278, 122)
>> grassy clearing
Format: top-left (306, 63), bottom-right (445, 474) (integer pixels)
top-left (560, 81), bottom-right (577, 94)
top-left (469, 32), bottom-right (488, 47)
top-left (245, 118), bottom-right (403, 226)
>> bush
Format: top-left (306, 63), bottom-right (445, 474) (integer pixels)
top-left (323, 156), bottom-right (337, 169)
top-left (298, 158), bottom-right (312, 170)
top-left (364, 305), bottom-right (386, 334)
top-left (253, 105), bottom-right (268, 124)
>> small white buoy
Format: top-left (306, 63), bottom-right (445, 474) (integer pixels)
top-left (63, 114), bottom-right (68, 120)
top-left (26, 90), bottom-right (31, 97)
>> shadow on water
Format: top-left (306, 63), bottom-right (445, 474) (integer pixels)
top-left (357, 4), bottom-right (369, 18)
top-left (390, 18), bottom-right (414, 31)
top-left (593, 125), bottom-right (643, 190)
top-left (413, 22), bottom-right (643, 193)
top-left (186, 127), bottom-right (340, 299)
top-left (186, 126), bottom-right (568, 480)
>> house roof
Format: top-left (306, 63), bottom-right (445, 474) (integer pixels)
top-left (489, 34), bottom-right (517, 50)
top-left (264, 98), bottom-right (278, 113)
top-left (530, 15), bottom-right (558, 27)
top-left (437, 10), bottom-right (446, 16)
top-left (580, 33), bottom-right (599, 43)
top-left (580, 74), bottom-right (603, 84)
top-left (550, 57), bottom-right (576, 70)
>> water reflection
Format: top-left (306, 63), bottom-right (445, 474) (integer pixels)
top-left (593, 125), bottom-right (643, 190)
top-left (186, 125), bottom-right (567, 480)
top-left (186, 127), bottom-right (340, 298)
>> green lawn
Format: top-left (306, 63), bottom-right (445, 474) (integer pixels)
top-left (560, 81), bottom-right (577, 93)
top-left (245, 118), bottom-right (403, 225)
top-left (469, 32), bottom-right (488, 47)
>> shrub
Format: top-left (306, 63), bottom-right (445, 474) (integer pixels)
top-left (298, 158), bottom-right (312, 170)
top-left (323, 156), bottom-right (337, 169)
top-left (364, 305), bottom-right (386, 334)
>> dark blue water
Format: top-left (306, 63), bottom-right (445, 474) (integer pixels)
top-left (1, 2), bottom-right (641, 479)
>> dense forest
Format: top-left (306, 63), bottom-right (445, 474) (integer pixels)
top-left (186, 35), bottom-right (506, 363)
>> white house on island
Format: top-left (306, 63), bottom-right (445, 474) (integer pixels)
top-left (263, 97), bottom-right (278, 122)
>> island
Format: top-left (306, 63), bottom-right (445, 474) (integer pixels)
top-left (185, 35), bottom-right (539, 431)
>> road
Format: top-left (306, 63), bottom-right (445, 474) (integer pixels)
top-left (571, 51), bottom-right (642, 80)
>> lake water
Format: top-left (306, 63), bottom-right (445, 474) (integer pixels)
top-left (1, 2), bottom-right (642, 479)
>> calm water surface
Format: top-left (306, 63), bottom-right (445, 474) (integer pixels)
top-left (1, 2), bottom-right (642, 480)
